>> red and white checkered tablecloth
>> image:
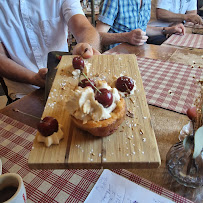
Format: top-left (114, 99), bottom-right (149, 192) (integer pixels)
top-left (0, 113), bottom-right (193, 203)
top-left (137, 57), bottom-right (202, 114)
top-left (163, 33), bottom-right (203, 49)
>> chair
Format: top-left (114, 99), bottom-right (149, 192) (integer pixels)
top-left (82, 0), bottom-right (96, 26)
top-left (90, 0), bottom-right (96, 26)
top-left (0, 76), bottom-right (13, 104)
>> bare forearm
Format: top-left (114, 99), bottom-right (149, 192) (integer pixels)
top-left (157, 9), bottom-right (203, 25)
top-left (96, 21), bottom-right (148, 46)
top-left (69, 14), bottom-right (101, 51)
top-left (0, 54), bottom-right (35, 84)
top-left (99, 32), bottom-right (128, 46)
top-left (76, 26), bottom-right (101, 50)
top-left (146, 26), bottom-right (163, 37)
top-left (147, 24), bottom-right (185, 37)
top-left (97, 21), bottom-right (128, 46)
top-left (156, 9), bottom-right (185, 22)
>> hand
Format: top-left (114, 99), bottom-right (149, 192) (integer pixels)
top-left (127, 29), bottom-right (148, 46)
top-left (184, 14), bottom-right (203, 25)
top-left (72, 43), bottom-right (101, 59)
top-left (166, 23), bottom-right (185, 35)
top-left (31, 68), bottom-right (48, 88)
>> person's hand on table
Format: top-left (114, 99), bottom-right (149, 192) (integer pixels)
top-left (127, 29), bottom-right (148, 46)
top-left (165, 23), bottom-right (185, 36)
top-left (31, 68), bottom-right (48, 88)
top-left (72, 43), bottom-right (101, 59)
top-left (184, 14), bottom-right (203, 25)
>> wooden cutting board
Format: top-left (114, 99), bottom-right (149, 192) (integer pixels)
top-left (28, 54), bottom-right (161, 169)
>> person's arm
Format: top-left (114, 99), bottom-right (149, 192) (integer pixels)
top-left (184, 10), bottom-right (203, 24)
top-left (0, 42), bottom-right (47, 87)
top-left (186, 10), bottom-right (197, 15)
top-left (146, 24), bottom-right (185, 37)
top-left (68, 14), bottom-right (101, 58)
top-left (96, 21), bottom-right (148, 46)
top-left (156, 8), bottom-right (203, 25)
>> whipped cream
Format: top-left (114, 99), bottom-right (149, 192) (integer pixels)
top-left (37, 124), bottom-right (64, 147)
top-left (72, 69), bottom-right (81, 79)
top-left (66, 81), bottom-right (120, 123)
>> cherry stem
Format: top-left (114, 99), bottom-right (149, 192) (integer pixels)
top-left (81, 48), bottom-right (89, 58)
top-left (83, 48), bottom-right (88, 54)
top-left (81, 72), bottom-right (101, 94)
top-left (192, 119), bottom-right (195, 137)
top-left (124, 83), bottom-right (131, 94)
top-left (12, 108), bottom-right (40, 120)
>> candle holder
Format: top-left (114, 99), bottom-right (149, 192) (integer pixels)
top-left (167, 79), bottom-right (203, 188)
top-left (166, 139), bottom-right (203, 188)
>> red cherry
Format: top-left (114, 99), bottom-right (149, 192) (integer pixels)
top-left (78, 78), bottom-right (96, 89)
top-left (56, 55), bottom-right (62, 60)
top-left (95, 88), bottom-right (113, 108)
top-left (72, 56), bottom-right (84, 71)
top-left (37, 116), bottom-right (58, 137)
top-left (186, 107), bottom-right (197, 120)
top-left (116, 76), bottom-right (134, 93)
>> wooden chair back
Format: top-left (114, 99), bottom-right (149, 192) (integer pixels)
top-left (0, 76), bottom-right (13, 104)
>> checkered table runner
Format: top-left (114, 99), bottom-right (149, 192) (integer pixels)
top-left (0, 113), bottom-right (193, 203)
top-left (163, 33), bottom-right (203, 49)
top-left (137, 57), bottom-right (202, 114)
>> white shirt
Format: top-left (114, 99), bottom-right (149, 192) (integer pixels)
top-left (148, 0), bottom-right (197, 27)
top-left (157, 0), bottom-right (197, 14)
top-left (0, 0), bottom-right (84, 99)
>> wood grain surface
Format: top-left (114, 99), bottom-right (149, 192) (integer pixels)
top-left (28, 54), bottom-right (161, 169)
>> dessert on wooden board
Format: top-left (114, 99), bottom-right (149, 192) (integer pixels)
top-left (28, 54), bottom-right (161, 169)
top-left (68, 80), bottom-right (127, 137)
top-left (37, 56), bottom-right (136, 145)
top-left (37, 116), bottom-right (64, 147)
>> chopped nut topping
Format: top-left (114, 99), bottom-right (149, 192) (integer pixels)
top-left (126, 110), bottom-right (134, 118)
top-left (129, 98), bottom-right (135, 104)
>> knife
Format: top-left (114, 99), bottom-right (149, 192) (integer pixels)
top-left (45, 51), bottom-right (72, 100)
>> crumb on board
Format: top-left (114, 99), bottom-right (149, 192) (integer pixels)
top-left (139, 129), bottom-right (143, 135)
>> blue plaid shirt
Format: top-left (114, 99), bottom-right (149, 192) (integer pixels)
top-left (98, 0), bottom-right (151, 49)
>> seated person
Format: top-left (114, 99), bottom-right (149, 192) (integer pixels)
top-left (0, 0), bottom-right (100, 101)
top-left (96, 0), bottom-right (185, 50)
top-left (156, 0), bottom-right (203, 26)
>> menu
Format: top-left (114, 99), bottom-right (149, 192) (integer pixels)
top-left (85, 169), bottom-right (174, 203)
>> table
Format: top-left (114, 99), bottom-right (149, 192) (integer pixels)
top-left (0, 44), bottom-right (202, 202)
top-left (161, 26), bottom-right (203, 51)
